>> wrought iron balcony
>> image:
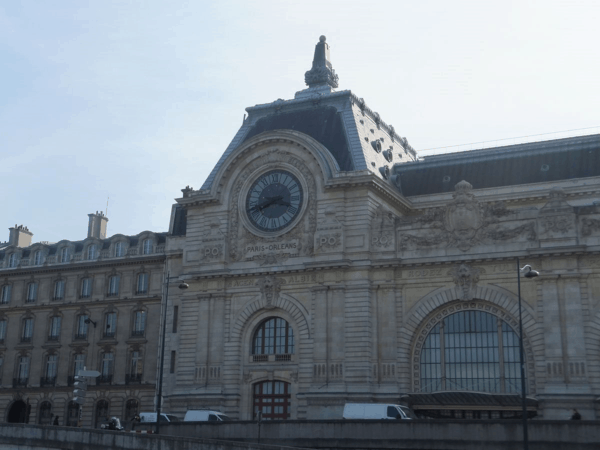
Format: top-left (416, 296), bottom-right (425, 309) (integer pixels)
top-left (74, 333), bottom-right (88, 340)
top-left (47, 335), bottom-right (60, 342)
top-left (125, 373), bottom-right (143, 384)
top-left (20, 336), bottom-right (32, 343)
top-left (135, 290), bottom-right (148, 295)
top-left (131, 330), bottom-right (145, 337)
top-left (40, 376), bottom-right (56, 387)
top-left (96, 374), bottom-right (112, 385)
top-left (13, 378), bottom-right (28, 388)
top-left (103, 331), bottom-right (116, 339)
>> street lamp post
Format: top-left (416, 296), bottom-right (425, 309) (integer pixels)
top-left (155, 272), bottom-right (188, 434)
top-left (516, 258), bottom-right (539, 450)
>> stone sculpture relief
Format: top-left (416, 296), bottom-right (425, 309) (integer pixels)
top-left (448, 263), bottom-right (484, 301)
top-left (371, 205), bottom-right (396, 250)
top-left (256, 275), bottom-right (286, 309)
top-left (398, 180), bottom-right (535, 252)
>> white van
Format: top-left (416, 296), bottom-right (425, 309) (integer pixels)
top-left (184, 410), bottom-right (230, 422)
top-left (343, 403), bottom-right (416, 420)
top-left (139, 412), bottom-right (180, 423)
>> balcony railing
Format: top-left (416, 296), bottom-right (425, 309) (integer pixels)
top-left (52, 296), bottom-right (64, 301)
top-left (47, 335), bottom-right (60, 342)
top-left (74, 333), bottom-right (88, 340)
top-left (106, 292), bottom-right (118, 298)
top-left (21, 336), bottom-right (32, 343)
top-left (103, 331), bottom-right (116, 339)
top-left (79, 294), bottom-right (91, 299)
top-left (251, 353), bottom-right (293, 363)
top-left (40, 376), bottom-right (56, 387)
top-left (131, 330), bottom-right (145, 337)
top-left (125, 373), bottom-right (142, 384)
top-left (135, 290), bottom-right (148, 295)
top-left (13, 378), bottom-right (28, 388)
top-left (96, 374), bottom-right (112, 385)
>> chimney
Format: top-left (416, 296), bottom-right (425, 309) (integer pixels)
top-left (9, 225), bottom-right (33, 248)
top-left (88, 211), bottom-right (109, 239)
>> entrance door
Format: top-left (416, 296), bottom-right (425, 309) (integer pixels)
top-left (253, 380), bottom-right (291, 420)
top-left (7, 400), bottom-right (28, 423)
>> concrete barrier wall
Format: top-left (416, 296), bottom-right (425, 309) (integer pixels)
top-left (0, 424), bottom-right (309, 450)
top-left (156, 419), bottom-right (600, 450)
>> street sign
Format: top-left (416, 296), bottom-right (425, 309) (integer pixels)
top-left (78, 370), bottom-right (100, 377)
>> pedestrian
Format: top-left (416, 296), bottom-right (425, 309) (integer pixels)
top-left (570, 409), bottom-right (581, 420)
top-left (53, 415), bottom-right (59, 426)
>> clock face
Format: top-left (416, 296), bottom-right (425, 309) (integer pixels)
top-left (245, 170), bottom-right (304, 232)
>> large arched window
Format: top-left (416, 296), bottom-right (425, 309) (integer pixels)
top-left (124, 399), bottom-right (139, 422)
top-left (94, 400), bottom-right (109, 428)
top-left (420, 310), bottom-right (522, 394)
top-left (38, 401), bottom-right (52, 425)
top-left (253, 380), bottom-right (291, 420)
top-left (252, 318), bottom-right (294, 361)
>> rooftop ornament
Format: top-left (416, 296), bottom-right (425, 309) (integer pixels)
top-left (304, 35), bottom-right (339, 89)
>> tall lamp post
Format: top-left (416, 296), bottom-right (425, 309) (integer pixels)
top-left (516, 258), bottom-right (539, 450)
top-left (156, 272), bottom-right (188, 434)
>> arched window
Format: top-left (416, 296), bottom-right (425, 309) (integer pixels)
top-left (26, 283), bottom-right (37, 303)
top-left (38, 401), bottom-right (52, 425)
top-left (124, 399), bottom-right (139, 422)
top-left (420, 310), bottom-right (522, 394)
top-left (66, 401), bottom-right (79, 427)
top-left (253, 380), bottom-right (291, 420)
top-left (252, 318), bottom-right (294, 360)
top-left (95, 400), bottom-right (109, 428)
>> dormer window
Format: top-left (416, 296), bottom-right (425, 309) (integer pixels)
top-left (34, 251), bottom-right (43, 265)
top-left (8, 253), bottom-right (17, 268)
top-left (143, 239), bottom-right (152, 255)
top-left (114, 242), bottom-right (124, 257)
top-left (60, 248), bottom-right (69, 263)
top-left (87, 245), bottom-right (97, 260)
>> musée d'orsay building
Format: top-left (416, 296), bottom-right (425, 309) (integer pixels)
top-left (2, 37), bottom-right (600, 425)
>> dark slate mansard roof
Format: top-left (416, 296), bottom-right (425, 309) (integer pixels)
top-left (392, 134), bottom-right (600, 196)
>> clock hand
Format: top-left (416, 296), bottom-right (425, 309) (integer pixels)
top-left (248, 195), bottom-right (283, 212)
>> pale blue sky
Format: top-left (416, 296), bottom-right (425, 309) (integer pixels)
top-left (1, 0), bottom-right (599, 243)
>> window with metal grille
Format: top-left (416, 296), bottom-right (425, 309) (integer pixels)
top-left (1, 285), bottom-right (12, 304)
top-left (132, 311), bottom-right (146, 336)
top-left (26, 283), bottom-right (37, 303)
top-left (104, 312), bottom-right (116, 338)
top-left (252, 318), bottom-right (294, 356)
top-left (420, 310), bottom-right (523, 394)
top-left (136, 273), bottom-right (148, 294)
top-left (80, 278), bottom-right (92, 298)
top-left (75, 315), bottom-right (89, 339)
top-left (0, 320), bottom-right (6, 343)
top-left (53, 280), bottom-right (65, 300)
top-left (22, 318), bottom-right (33, 342)
top-left (49, 316), bottom-right (61, 340)
top-left (108, 276), bottom-right (120, 296)
top-left (253, 380), bottom-right (291, 420)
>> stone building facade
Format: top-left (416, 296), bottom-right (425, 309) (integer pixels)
top-left (161, 37), bottom-right (600, 421)
top-left (0, 213), bottom-right (166, 427)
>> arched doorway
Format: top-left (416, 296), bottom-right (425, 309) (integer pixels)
top-left (253, 380), bottom-right (291, 420)
top-left (7, 400), bottom-right (28, 423)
